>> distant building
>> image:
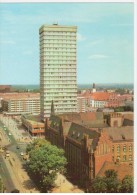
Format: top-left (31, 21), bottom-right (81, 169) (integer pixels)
top-left (1, 93), bottom-right (40, 115)
top-left (77, 96), bottom-right (86, 112)
top-left (39, 24), bottom-right (77, 120)
top-left (77, 91), bottom-right (129, 111)
top-left (0, 85), bottom-right (12, 93)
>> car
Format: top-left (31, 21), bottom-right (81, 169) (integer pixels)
top-left (16, 146), bottom-right (20, 149)
top-left (2, 146), bottom-right (7, 150)
top-left (20, 152), bottom-right (24, 156)
top-left (6, 150), bottom-right (10, 157)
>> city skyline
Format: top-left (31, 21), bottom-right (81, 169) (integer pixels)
top-left (0, 2), bottom-right (134, 85)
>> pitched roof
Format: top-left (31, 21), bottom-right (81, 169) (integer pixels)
top-left (103, 126), bottom-right (133, 141)
top-left (68, 122), bottom-right (100, 149)
top-left (123, 113), bottom-right (134, 126)
top-left (58, 112), bottom-right (107, 129)
top-left (50, 115), bottom-right (72, 135)
top-left (90, 92), bottom-right (111, 101)
top-left (58, 112), bottom-right (104, 122)
top-left (97, 161), bottom-right (133, 180)
top-left (50, 115), bottom-right (62, 131)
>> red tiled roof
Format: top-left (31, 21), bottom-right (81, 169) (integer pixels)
top-left (90, 92), bottom-right (111, 101)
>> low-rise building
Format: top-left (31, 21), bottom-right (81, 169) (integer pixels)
top-left (0, 85), bottom-right (12, 93)
top-left (77, 90), bottom-right (133, 111)
top-left (21, 114), bottom-right (45, 137)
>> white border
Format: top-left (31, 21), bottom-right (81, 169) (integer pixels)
top-left (0, 0), bottom-right (136, 194)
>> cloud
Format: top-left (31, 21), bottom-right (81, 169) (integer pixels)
top-left (77, 33), bottom-right (86, 42)
top-left (89, 54), bottom-right (109, 59)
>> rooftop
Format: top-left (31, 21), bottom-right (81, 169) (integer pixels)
top-left (0, 93), bottom-right (40, 100)
top-left (103, 126), bottom-right (133, 141)
top-left (97, 161), bottom-right (133, 180)
top-left (22, 114), bottom-right (44, 126)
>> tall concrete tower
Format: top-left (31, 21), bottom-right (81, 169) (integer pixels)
top-left (39, 24), bottom-right (77, 120)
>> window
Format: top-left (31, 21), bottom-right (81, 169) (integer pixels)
top-left (117, 145), bottom-right (120, 153)
top-left (129, 145), bottom-right (132, 152)
top-left (123, 145), bottom-right (126, 152)
top-left (123, 155), bottom-right (126, 161)
top-left (117, 155), bottom-right (120, 162)
top-left (112, 145), bottom-right (114, 153)
top-left (129, 155), bottom-right (132, 161)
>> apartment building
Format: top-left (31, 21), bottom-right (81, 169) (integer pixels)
top-left (39, 24), bottom-right (77, 120)
top-left (77, 96), bottom-right (86, 112)
top-left (1, 93), bottom-right (40, 115)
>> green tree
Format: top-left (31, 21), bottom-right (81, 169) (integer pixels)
top-left (90, 169), bottom-right (121, 193)
top-left (105, 169), bottom-right (117, 179)
top-left (90, 177), bottom-right (107, 193)
top-left (26, 139), bottom-right (49, 154)
top-left (104, 170), bottom-right (121, 193)
top-left (26, 139), bottom-right (67, 192)
top-left (121, 175), bottom-right (133, 193)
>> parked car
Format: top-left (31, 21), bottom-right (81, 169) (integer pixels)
top-left (20, 152), bottom-right (24, 156)
top-left (6, 150), bottom-right (10, 157)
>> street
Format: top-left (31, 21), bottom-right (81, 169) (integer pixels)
top-left (0, 114), bottom-right (39, 193)
top-left (0, 155), bottom-right (15, 192)
top-left (0, 114), bottom-right (83, 193)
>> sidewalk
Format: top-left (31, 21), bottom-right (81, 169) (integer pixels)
top-left (52, 173), bottom-right (84, 193)
top-left (9, 151), bottom-right (39, 193)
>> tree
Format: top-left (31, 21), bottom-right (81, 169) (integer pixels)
top-left (105, 169), bottom-right (117, 179)
top-left (26, 139), bottom-right (67, 192)
top-left (89, 169), bottom-right (121, 193)
top-left (103, 170), bottom-right (121, 193)
top-left (26, 139), bottom-right (49, 154)
top-left (121, 175), bottom-right (133, 193)
top-left (90, 177), bottom-right (107, 193)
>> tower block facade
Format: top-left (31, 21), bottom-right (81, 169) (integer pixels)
top-left (39, 24), bottom-right (77, 120)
